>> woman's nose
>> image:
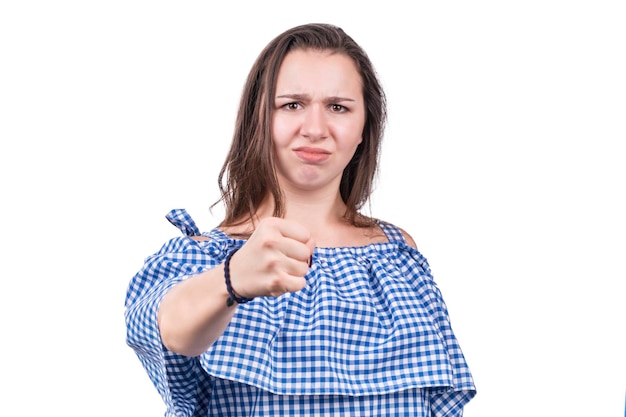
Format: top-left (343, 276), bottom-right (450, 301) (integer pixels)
top-left (301, 105), bottom-right (328, 141)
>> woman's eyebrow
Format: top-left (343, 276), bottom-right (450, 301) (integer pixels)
top-left (275, 93), bottom-right (355, 102)
top-left (276, 93), bottom-right (310, 100)
top-left (325, 96), bottom-right (355, 103)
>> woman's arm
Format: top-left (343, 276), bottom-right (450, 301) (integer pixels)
top-left (158, 262), bottom-right (236, 357)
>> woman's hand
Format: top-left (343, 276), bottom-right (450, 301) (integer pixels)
top-left (228, 217), bottom-right (315, 298)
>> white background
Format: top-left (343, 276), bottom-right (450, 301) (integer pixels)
top-left (1, 1), bottom-right (624, 416)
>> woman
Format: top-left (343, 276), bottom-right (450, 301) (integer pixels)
top-left (125, 23), bottom-right (476, 416)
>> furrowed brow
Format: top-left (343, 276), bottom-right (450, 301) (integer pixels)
top-left (275, 94), bottom-right (355, 103)
top-left (325, 96), bottom-right (355, 103)
top-left (276, 93), bottom-right (310, 100)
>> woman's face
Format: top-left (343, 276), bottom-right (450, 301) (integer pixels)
top-left (271, 49), bottom-right (365, 194)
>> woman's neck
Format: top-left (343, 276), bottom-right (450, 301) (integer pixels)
top-left (254, 191), bottom-right (383, 248)
top-left (222, 188), bottom-right (383, 247)
top-left (258, 189), bottom-right (348, 229)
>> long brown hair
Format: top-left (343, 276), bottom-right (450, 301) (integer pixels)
top-left (214, 23), bottom-right (387, 228)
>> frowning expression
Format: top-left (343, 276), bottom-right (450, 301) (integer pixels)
top-left (272, 49), bottom-right (366, 193)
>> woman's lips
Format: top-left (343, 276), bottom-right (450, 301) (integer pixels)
top-left (293, 147), bottom-right (331, 163)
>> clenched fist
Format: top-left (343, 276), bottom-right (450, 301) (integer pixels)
top-left (227, 217), bottom-right (316, 299)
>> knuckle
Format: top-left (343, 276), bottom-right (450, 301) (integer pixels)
top-left (264, 256), bottom-right (280, 270)
top-left (267, 274), bottom-right (292, 296)
top-left (261, 238), bottom-right (279, 251)
top-left (268, 275), bottom-right (284, 292)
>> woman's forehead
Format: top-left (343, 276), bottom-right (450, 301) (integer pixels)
top-left (275, 49), bottom-right (362, 97)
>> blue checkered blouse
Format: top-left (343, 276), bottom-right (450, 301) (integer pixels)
top-left (125, 209), bottom-right (476, 416)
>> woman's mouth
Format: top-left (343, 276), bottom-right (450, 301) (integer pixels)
top-left (293, 147), bottom-right (331, 163)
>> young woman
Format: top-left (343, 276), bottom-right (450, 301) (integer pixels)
top-left (125, 23), bottom-right (476, 416)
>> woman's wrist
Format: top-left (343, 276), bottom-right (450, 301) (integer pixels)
top-left (224, 247), bottom-right (254, 307)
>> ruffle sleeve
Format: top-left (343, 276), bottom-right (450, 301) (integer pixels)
top-left (124, 210), bottom-right (239, 416)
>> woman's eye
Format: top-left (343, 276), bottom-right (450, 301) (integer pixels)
top-left (285, 102), bottom-right (300, 110)
top-left (330, 104), bottom-right (346, 112)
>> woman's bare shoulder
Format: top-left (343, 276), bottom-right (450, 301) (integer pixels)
top-left (397, 226), bottom-right (418, 249)
top-left (190, 236), bottom-right (211, 242)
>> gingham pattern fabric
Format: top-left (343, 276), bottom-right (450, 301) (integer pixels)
top-left (125, 209), bottom-right (476, 416)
